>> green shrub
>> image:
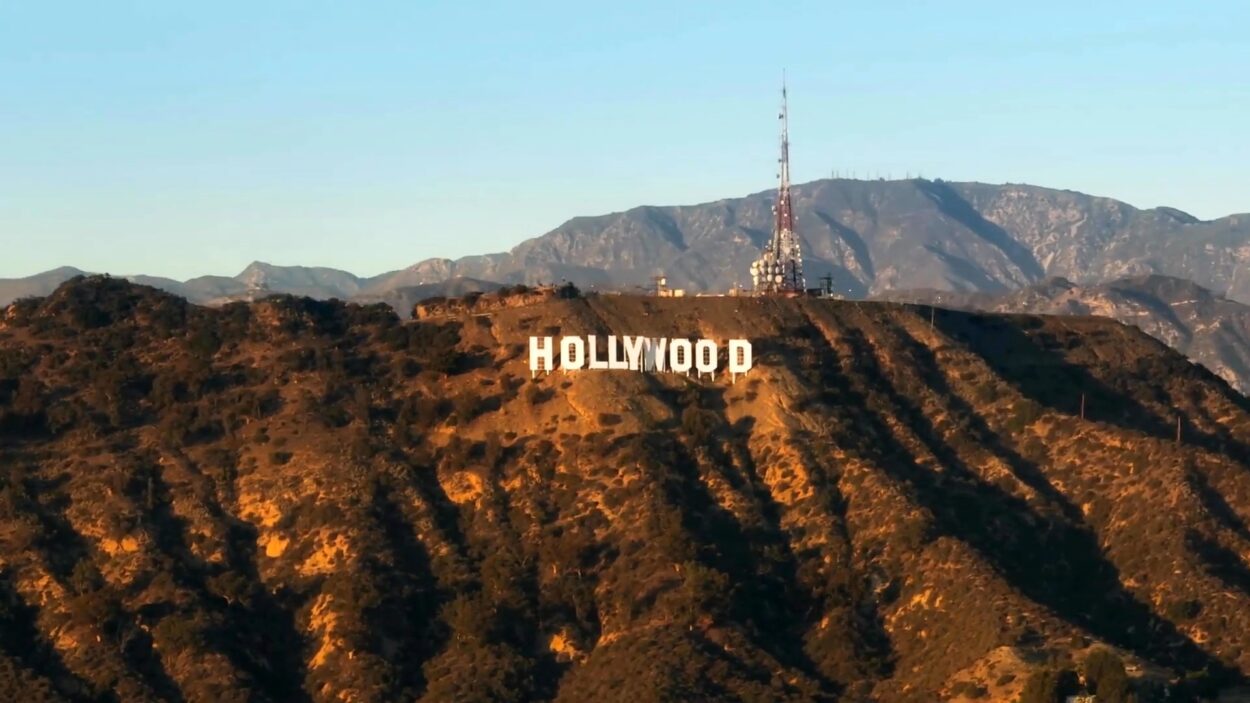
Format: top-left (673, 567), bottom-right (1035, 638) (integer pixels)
top-left (680, 406), bottom-right (719, 443)
top-left (1018, 668), bottom-right (1078, 703)
top-left (1164, 598), bottom-right (1202, 621)
top-left (1084, 649), bottom-right (1131, 703)
top-left (1005, 399), bottom-right (1044, 433)
top-left (524, 384), bottom-right (553, 405)
top-left (950, 680), bottom-right (988, 698)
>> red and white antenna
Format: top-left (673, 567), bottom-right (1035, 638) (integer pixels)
top-left (749, 72), bottom-right (805, 294)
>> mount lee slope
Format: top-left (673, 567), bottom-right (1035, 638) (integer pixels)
top-left (888, 274), bottom-right (1250, 395)
top-left (3, 279), bottom-right (1250, 701)
top-left (405, 178), bottom-right (1250, 299)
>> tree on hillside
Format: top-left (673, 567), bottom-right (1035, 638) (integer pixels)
top-left (1019, 667), bottom-right (1079, 703)
top-left (1083, 648), bottom-right (1131, 703)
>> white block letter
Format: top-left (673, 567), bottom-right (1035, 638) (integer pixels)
top-left (670, 339), bottom-right (693, 375)
top-left (561, 336), bottom-right (585, 372)
top-left (623, 335), bottom-right (646, 371)
top-left (607, 335), bottom-right (629, 370)
top-left (645, 338), bottom-right (669, 372)
top-left (728, 339), bottom-right (753, 382)
top-left (587, 334), bottom-right (608, 369)
top-left (695, 339), bottom-right (718, 380)
top-left (530, 336), bottom-right (553, 378)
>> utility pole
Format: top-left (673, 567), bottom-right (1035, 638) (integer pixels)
top-left (1080, 393), bottom-right (1086, 420)
top-left (1176, 415), bottom-right (1182, 444)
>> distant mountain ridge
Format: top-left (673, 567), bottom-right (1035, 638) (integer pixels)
top-left (386, 179), bottom-right (1250, 299)
top-left (885, 274), bottom-right (1250, 394)
top-left (0, 262), bottom-right (501, 314)
top-left (4, 177), bottom-right (1249, 305)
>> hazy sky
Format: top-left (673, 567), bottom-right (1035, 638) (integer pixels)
top-left (2, 1), bottom-right (1247, 280)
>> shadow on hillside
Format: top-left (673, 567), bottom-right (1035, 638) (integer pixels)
top-left (18, 460), bottom-right (187, 702)
top-left (1186, 530), bottom-right (1250, 599)
top-left (601, 372), bottom-right (851, 694)
top-left (0, 571), bottom-right (92, 695)
top-left (748, 333), bottom-right (906, 682)
top-left (913, 180), bottom-right (1044, 282)
top-left (933, 310), bottom-right (1250, 463)
top-left (812, 210), bottom-right (876, 282)
top-left (737, 225), bottom-right (772, 249)
top-left (1110, 287), bottom-right (1190, 333)
top-left (923, 245), bottom-right (1010, 293)
top-left (369, 480), bottom-right (445, 697)
top-left (1186, 468), bottom-right (1250, 542)
top-left (789, 435), bottom-right (897, 684)
top-left (416, 450), bottom-right (474, 567)
top-left (792, 310), bottom-right (1238, 684)
top-left (142, 456), bottom-right (310, 702)
top-left (633, 412), bottom-right (840, 693)
top-left (890, 322), bottom-right (1084, 523)
top-left (638, 207), bottom-right (690, 252)
top-left (20, 472), bottom-right (93, 584)
top-left (218, 516), bottom-right (311, 703)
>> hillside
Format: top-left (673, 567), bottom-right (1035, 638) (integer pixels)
top-left (3, 278), bottom-right (1250, 701)
top-left (884, 275), bottom-right (1250, 396)
top-left (0, 267), bottom-right (90, 305)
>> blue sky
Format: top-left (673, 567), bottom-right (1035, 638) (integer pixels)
top-left (2, 1), bottom-right (1247, 279)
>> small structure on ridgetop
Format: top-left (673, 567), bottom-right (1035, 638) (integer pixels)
top-left (651, 273), bottom-right (685, 297)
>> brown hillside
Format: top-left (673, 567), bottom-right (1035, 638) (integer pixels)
top-left (2, 277), bottom-right (1250, 702)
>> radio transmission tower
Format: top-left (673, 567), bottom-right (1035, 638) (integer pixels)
top-left (749, 75), bottom-right (805, 294)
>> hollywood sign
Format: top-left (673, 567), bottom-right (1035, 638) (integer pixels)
top-left (529, 335), bottom-right (753, 381)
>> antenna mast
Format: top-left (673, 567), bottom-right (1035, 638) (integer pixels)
top-left (750, 73), bottom-right (805, 294)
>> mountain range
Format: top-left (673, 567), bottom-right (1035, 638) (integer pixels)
top-left (0, 264), bottom-right (499, 316)
top-left (397, 178), bottom-right (1250, 299)
top-left (6, 179), bottom-right (1250, 401)
top-left (5, 178), bottom-right (1249, 308)
top-left (3, 277), bottom-right (1250, 701)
